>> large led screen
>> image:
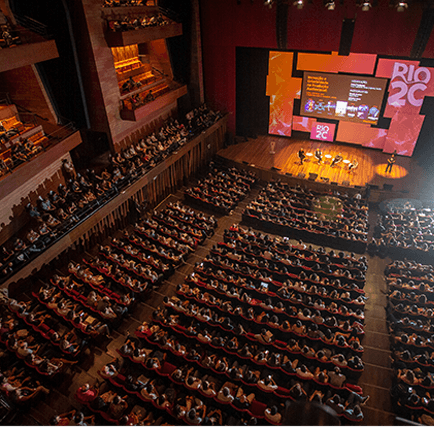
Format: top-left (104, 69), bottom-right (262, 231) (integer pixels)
top-left (300, 72), bottom-right (388, 125)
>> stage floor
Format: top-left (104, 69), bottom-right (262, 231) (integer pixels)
top-left (218, 135), bottom-right (426, 195)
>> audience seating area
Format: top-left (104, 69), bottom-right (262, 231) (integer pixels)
top-left (242, 180), bottom-right (369, 253)
top-left (0, 21), bottom-right (22, 48)
top-left (106, 13), bottom-right (172, 32)
top-left (102, 0), bottom-right (148, 7)
top-left (122, 81), bottom-right (171, 111)
top-left (0, 115), bottom-right (47, 175)
top-left (0, 199), bottom-right (216, 416)
top-left (0, 105), bottom-right (222, 285)
top-left (370, 203), bottom-right (434, 262)
top-left (386, 259), bottom-right (434, 425)
top-left (185, 164), bottom-right (257, 215)
top-left (119, 71), bottom-right (162, 96)
top-left (71, 228), bottom-right (370, 425)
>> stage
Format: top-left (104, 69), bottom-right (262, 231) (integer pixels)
top-left (217, 135), bottom-right (428, 197)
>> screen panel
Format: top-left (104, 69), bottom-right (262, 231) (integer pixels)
top-left (292, 115), bottom-right (316, 132)
top-left (383, 111), bottom-right (425, 156)
top-left (297, 52), bottom-right (377, 74)
top-left (336, 121), bottom-right (387, 149)
top-left (266, 51), bottom-right (301, 137)
top-left (300, 71), bottom-right (388, 125)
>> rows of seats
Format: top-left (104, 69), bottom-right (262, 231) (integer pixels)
top-left (242, 180), bottom-right (368, 253)
top-left (185, 164), bottom-right (257, 215)
top-left (370, 206), bottom-right (434, 262)
top-left (112, 104), bottom-right (221, 169)
top-left (386, 259), bottom-right (434, 425)
top-left (0, 297), bottom-right (78, 381)
top-left (152, 200), bottom-right (217, 243)
top-left (118, 228), bottom-right (369, 424)
top-left (0, 119), bottom-right (46, 175)
top-left (0, 199), bottom-right (216, 421)
top-left (0, 106), bottom-right (223, 284)
top-left (85, 200), bottom-right (217, 296)
top-left (0, 23), bottom-right (21, 48)
top-left (119, 72), bottom-right (161, 96)
top-left (122, 81), bottom-right (170, 111)
top-left (0, 171), bottom-right (117, 284)
top-left (74, 373), bottom-right (185, 425)
top-left (106, 13), bottom-right (172, 32)
top-left (103, 0), bottom-right (148, 7)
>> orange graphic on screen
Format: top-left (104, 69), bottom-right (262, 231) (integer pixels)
top-left (267, 51), bottom-right (301, 136)
top-left (292, 116), bottom-right (316, 132)
top-left (336, 121), bottom-right (387, 150)
top-left (297, 52), bottom-right (377, 75)
top-left (383, 110), bottom-right (425, 156)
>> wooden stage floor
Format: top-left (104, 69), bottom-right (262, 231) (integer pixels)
top-left (218, 135), bottom-right (427, 196)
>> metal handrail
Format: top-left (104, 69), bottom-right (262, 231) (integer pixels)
top-left (158, 6), bottom-right (181, 23)
top-left (43, 122), bottom-right (76, 142)
top-left (13, 14), bottom-right (53, 39)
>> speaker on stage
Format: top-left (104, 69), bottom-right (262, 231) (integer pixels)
top-left (320, 177), bottom-right (329, 183)
top-left (342, 180), bottom-right (350, 187)
top-left (308, 173), bottom-right (318, 181)
top-left (383, 184), bottom-right (394, 191)
top-left (285, 172), bottom-right (293, 177)
top-left (331, 181), bottom-right (338, 186)
top-left (297, 172), bottom-right (306, 179)
top-left (271, 166), bottom-right (281, 171)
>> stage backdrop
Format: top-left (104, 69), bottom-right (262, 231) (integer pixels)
top-left (236, 47), bottom-right (434, 157)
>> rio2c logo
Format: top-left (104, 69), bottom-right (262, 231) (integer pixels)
top-left (316, 124), bottom-right (330, 140)
top-left (389, 62), bottom-right (431, 107)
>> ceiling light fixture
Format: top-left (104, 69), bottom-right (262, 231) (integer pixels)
top-left (396, 1), bottom-right (408, 11)
top-left (293, 0), bottom-right (304, 9)
top-left (361, 0), bottom-right (371, 10)
top-left (264, 0), bottom-right (274, 7)
top-left (325, 1), bottom-right (335, 10)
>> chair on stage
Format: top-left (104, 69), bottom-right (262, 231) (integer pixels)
top-left (330, 154), bottom-right (343, 168)
top-left (348, 159), bottom-right (358, 172)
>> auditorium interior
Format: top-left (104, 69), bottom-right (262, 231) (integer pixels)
top-left (2, 0), bottom-right (434, 425)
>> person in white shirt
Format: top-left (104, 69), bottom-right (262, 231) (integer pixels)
top-left (265, 405), bottom-right (282, 424)
top-left (217, 384), bottom-right (234, 403)
top-left (257, 374), bottom-right (278, 391)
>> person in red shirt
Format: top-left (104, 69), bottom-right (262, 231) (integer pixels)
top-left (75, 382), bottom-right (99, 403)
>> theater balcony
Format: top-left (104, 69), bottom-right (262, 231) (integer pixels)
top-left (102, 6), bottom-right (182, 47)
top-left (0, 17), bottom-right (59, 73)
top-left (120, 80), bottom-right (187, 121)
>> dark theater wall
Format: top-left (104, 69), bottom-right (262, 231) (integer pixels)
top-left (200, 0), bottom-right (277, 134)
top-left (200, 0), bottom-right (434, 135)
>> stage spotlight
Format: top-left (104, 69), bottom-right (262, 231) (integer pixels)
top-left (325, 1), bottom-right (335, 10)
top-left (360, 1), bottom-right (371, 10)
top-left (396, 1), bottom-right (408, 11)
top-left (293, 0), bottom-right (304, 9)
top-left (264, 0), bottom-right (274, 7)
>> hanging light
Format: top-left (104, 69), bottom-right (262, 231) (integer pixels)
top-left (360, 0), bottom-right (371, 11)
top-left (325, 1), bottom-right (335, 10)
top-left (293, 0), bottom-right (304, 9)
top-left (396, 1), bottom-right (408, 11)
top-left (264, 0), bottom-right (274, 7)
